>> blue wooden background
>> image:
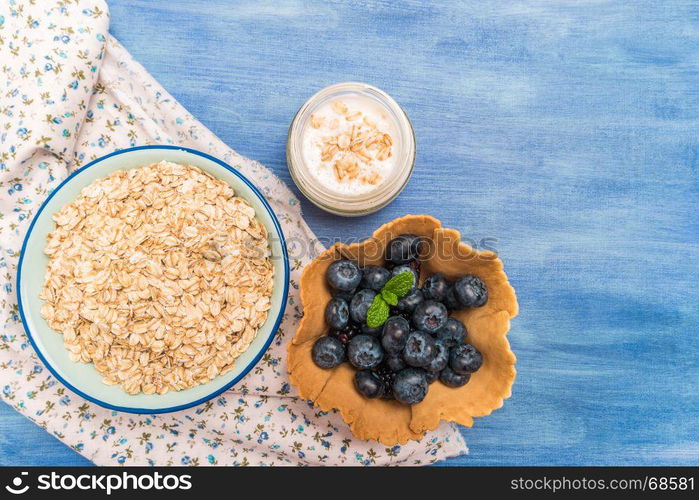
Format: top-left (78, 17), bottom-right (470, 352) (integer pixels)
top-left (2, 0), bottom-right (698, 466)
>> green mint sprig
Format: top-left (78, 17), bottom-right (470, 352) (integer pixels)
top-left (366, 270), bottom-right (415, 328)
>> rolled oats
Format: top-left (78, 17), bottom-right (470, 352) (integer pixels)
top-left (313, 101), bottom-right (394, 185)
top-left (40, 161), bottom-right (275, 395)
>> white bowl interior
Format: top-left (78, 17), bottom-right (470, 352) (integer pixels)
top-left (19, 147), bottom-right (288, 412)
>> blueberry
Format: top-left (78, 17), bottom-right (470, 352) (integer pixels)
top-left (454, 275), bottom-right (488, 308)
top-left (347, 334), bottom-right (384, 370)
top-left (326, 259), bottom-right (362, 292)
top-left (421, 273), bottom-right (448, 302)
top-left (402, 330), bottom-right (437, 368)
top-left (425, 340), bottom-right (449, 373)
top-left (350, 289), bottom-right (377, 324)
top-left (434, 318), bottom-right (467, 347)
top-left (443, 284), bottom-right (461, 310)
top-left (311, 336), bottom-right (346, 369)
top-left (325, 297), bottom-right (349, 330)
top-left (450, 344), bottom-right (483, 374)
top-left (386, 234), bottom-right (424, 265)
top-left (374, 365), bottom-right (396, 400)
top-left (439, 366), bottom-right (471, 387)
top-left (385, 353), bottom-right (407, 372)
top-left (391, 265), bottom-right (419, 292)
top-left (424, 369), bottom-right (440, 384)
top-left (392, 368), bottom-right (428, 405)
top-left (412, 300), bottom-right (448, 333)
top-left (361, 323), bottom-right (383, 336)
top-left (354, 370), bottom-right (384, 399)
top-left (381, 316), bottom-right (411, 354)
top-left (396, 288), bottom-right (424, 313)
top-left (360, 265), bottom-right (391, 291)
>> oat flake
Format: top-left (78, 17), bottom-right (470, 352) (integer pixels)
top-left (40, 161), bottom-right (274, 395)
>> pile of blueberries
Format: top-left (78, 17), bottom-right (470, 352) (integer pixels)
top-left (311, 233), bottom-right (488, 406)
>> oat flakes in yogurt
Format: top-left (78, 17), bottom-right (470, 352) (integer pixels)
top-left (287, 82), bottom-right (415, 215)
top-left (303, 97), bottom-right (397, 195)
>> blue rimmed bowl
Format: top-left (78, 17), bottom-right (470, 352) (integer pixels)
top-left (17, 146), bottom-right (289, 413)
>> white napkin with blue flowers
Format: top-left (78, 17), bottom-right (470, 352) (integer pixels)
top-left (0, 0), bottom-right (467, 465)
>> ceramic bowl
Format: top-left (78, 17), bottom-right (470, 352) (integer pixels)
top-left (18, 145), bottom-right (289, 413)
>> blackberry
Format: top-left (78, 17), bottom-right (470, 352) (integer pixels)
top-left (374, 364), bottom-right (396, 400)
top-left (407, 258), bottom-right (422, 274)
top-left (328, 322), bottom-right (361, 346)
top-left (330, 331), bottom-right (350, 345)
top-left (345, 322), bottom-right (361, 337)
top-left (389, 308), bottom-right (412, 322)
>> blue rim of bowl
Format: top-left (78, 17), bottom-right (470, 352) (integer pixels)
top-left (16, 145), bottom-right (290, 414)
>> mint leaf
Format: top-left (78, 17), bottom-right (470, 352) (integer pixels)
top-left (365, 271), bottom-right (415, 328)
top-left (381, 289), bottom-right (398, 306)
top-left (383, 270), bottom-right (415, 298)
top-left (366, 294), bottom-right (389, 328)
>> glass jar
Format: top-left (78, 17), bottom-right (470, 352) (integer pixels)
top-left (286, 82), bottom-right (416, 216)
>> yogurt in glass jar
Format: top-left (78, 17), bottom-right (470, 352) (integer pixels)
top-left (287, 82), bottom-right (415, 216)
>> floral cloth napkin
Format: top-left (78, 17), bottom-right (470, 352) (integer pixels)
top-left (0, 0), bottom-right (467, 465)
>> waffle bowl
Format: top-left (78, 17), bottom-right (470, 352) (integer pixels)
top-left (287, 215), bottom-right (518, 445)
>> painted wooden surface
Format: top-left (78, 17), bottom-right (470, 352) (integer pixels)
top-left (2, 0), bottom-right (698, 466)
